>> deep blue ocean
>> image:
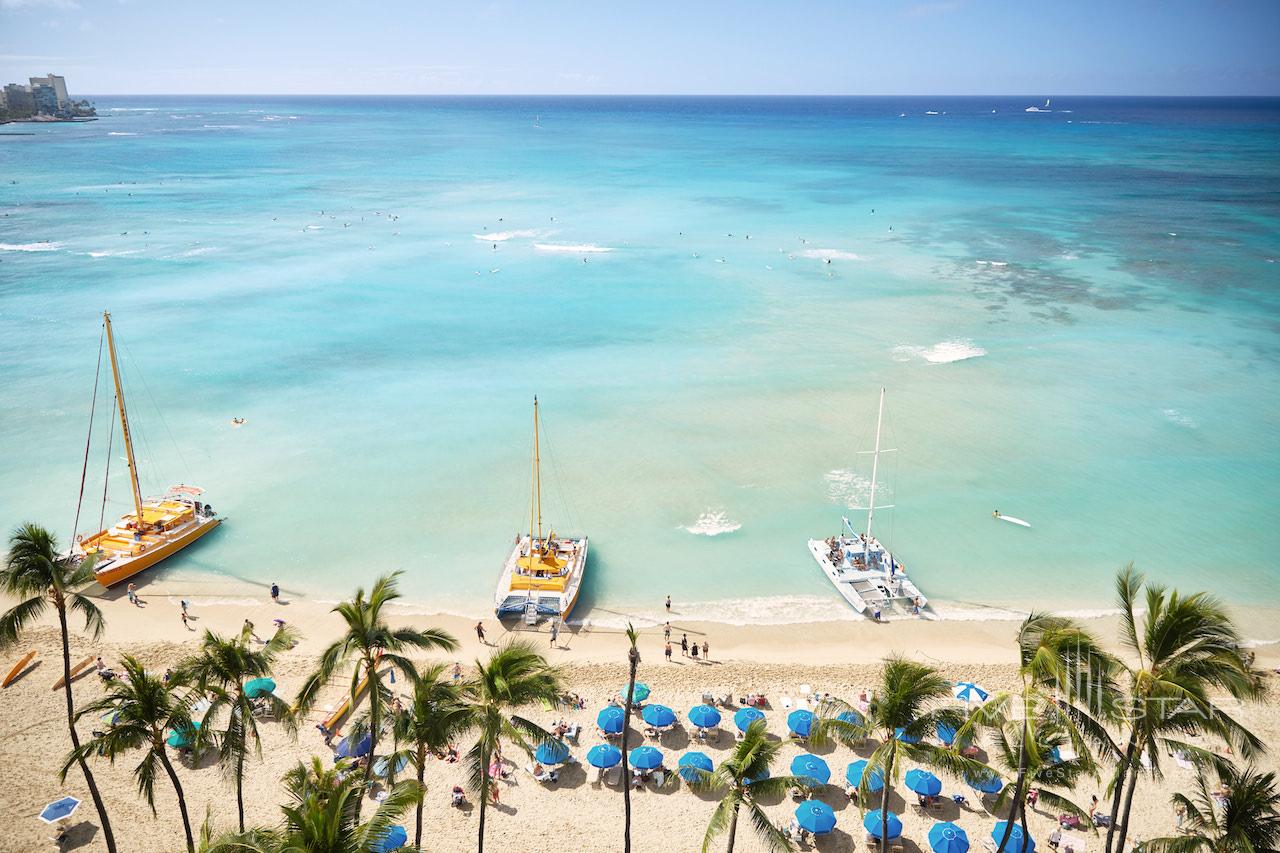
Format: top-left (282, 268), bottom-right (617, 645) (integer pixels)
top-left (2, 96), bottom-right (1278, 624)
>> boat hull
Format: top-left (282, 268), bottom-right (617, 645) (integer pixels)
top-left (90, 515), bottom-right (221, 588)
top-left (494, 534), bottom-right (589, 622)
top-left (807, 536), bottom-right (929, 619)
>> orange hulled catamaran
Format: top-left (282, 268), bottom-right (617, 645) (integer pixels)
top-left (70, 312), bottom-right (220, 587)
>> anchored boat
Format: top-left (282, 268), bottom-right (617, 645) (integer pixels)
top-left (494, 397), bottom-right (588, 624)
top-left (70, 312), bottom-right (220, 588)
top-left (807, 388), bottom-right (929, 618)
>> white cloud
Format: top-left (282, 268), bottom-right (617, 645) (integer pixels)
top-left (0, 0), bottom-right (80, 9)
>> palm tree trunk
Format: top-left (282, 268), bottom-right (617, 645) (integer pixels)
top-left (996, 720), bottom-right (1030, 853)
top-left (880, 739), bottom-right (896, 849)
top-left (623, 654), bottom-right (637, 853)
top-left (414, 745), bottom-right (426, 849)
top-left (1112, 758), bottom-right (1142, 853)
top-left (360, 655), bottom-right (379, 819)
top-left (726, 801), bottom-right (740, 853)
top-left (235, 715), bottom-right (246, 833)
top-left (477, 742), bottom-right (491, 853)
top-left (1105, 729), bottom-right (1138, 853)
top-left (156, 742), bottom-right (195, 853)
top-left (57, 605), bottom-right (117, 853)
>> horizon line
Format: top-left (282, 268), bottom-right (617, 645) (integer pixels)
top-left (76, 92), bottom-right (1280, 98)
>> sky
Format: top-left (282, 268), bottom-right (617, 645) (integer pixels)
top-left (2, 0), bottom-right (1279, 96)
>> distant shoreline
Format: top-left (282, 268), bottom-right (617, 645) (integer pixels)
top-left (0, 116), bottom-right (97, 125)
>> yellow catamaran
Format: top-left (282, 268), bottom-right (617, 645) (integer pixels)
top-left (493, 397), bottom-right (588, 624)
top-left (71, 312), bottom-right (220, 588)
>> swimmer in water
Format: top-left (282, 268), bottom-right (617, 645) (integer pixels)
top-left (993, 510), bottom-right (1000, 519)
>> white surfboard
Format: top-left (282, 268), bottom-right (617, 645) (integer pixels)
top-left (995, 513), bottom-right (1031, 528)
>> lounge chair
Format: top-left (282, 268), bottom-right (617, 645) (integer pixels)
top-left (604, 765), bottom-right (621, 786)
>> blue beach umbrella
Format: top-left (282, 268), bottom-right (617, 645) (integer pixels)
top-left (371, 824), bottom-right (408, 852)
top-left (587, 744), bottom-right (622, 768)
top-left (966, 771), bottom-right (1004, 795)
top-left (335, 732), bottom-right (372, 760)
top-left (166, 721), bottom-right (201, 749)
top-left (787, 709), bottom-right (815, 737)
top-left (534, 739), bottom-right (570, 766)
top-left (678, 751), bottom-right (714, 782)
top-left (895, 726), bottom-right (921, 744)
top-left (930, 822), bottom-right (970, 853)
top-left (622, 682), bottom-right (650, 703)
top-left (642, 704), bottom-right (677, 727)
top-left (688, 704), bottom-right (722, 728)
top-left (864, 809), bottom-right (904, 840)
top-left (845, 760), bottom-right (885, 792)
top-left (936, 722), bottom-right (958, 745)
top-left (837, 710), bottom-right (864, 726)
top-left (790, 753), bottom-right (831, 786)
top-left (992, 822), bottom-right (1035, 853)
top-left (795, 800), bottom-right (837, 835)
top-left (373, 754), bottom-right (409, 777)
top-left (597, 705), bottom-right (625, 734)
top-left (953, 681), bottom-right (988, 703)
top-left (1048, 746), bottom-right (1062, 765)
top-left (906, 768), bottom-right (943, 797)
top-left (744, 766), bottom-right (771, 785)
top-left (244, 677), bottom-right (275, 699)
top-left (629, 745), bottom-right (664, 770)
top-left (734, 707), bottom-right (765, 732)
top-left (38, 796), bottom-right (81, 824)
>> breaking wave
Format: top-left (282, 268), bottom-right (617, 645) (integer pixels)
top-left (683, 511), bottom-right (742, 537)
top-left (892, 339), bottom-right (987, 364)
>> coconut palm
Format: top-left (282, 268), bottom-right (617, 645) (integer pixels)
top-left (464, 640), bottom-right (563, 853)
top-left (622, 622), bottom-right (640, 853)
top-left (690, 718), bottom-right (806, 853)
top-left (963, 613), bottom-right (1119, 851)
top-left (812, 655), bottom-right (987, 850)
top-left (196, 756), bottom-right (425, 853)
top-left (388, 661), bottom-right (474, 849)
top-left (1146, 764), bottom-right (1280, 853)
top-left (1104, 566), bottom-right (1267, 853)
top-left (0, 523), bottom-right (117, 853)
top-left (293, 571), bottom-right (457, 809)
top-left (177, 621), bottom-right (299, 832)
top-left (68, 657), bottom-right (199, 852)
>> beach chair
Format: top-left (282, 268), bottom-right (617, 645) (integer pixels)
top-left (702, 691), bottom-right (716, 705)
top-left (604, 764), bottom-right (621, 786)
top-left (565, 722), bottom-right (581, 743)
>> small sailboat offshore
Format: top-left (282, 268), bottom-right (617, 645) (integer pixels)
top-left (494, 397), bottom-right (588, 624)
top-left (1025, 98), bottom-right (1051, 113)
top-left (807, 388), bottom-right (929, 618)
top-left (69, 312), bottom-right (220, 588)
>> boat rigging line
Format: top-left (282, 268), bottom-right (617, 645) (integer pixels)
top-left (70, 326), bottom-right (105, 543)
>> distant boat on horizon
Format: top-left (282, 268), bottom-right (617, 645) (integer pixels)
top-left (1025, 98), bottom-right (1051, 113)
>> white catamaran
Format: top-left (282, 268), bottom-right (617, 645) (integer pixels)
top-left (494, 397), bottom-right (589, 624)
top-left (807, 388), bottom-right (929, 618)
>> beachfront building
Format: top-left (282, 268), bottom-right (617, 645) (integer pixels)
top-left (2, 83), bottom-right (35, 117)
top-left (0, 73), bottom-right (93, 120)
top-left (29, 73), bottom-right (69, 109)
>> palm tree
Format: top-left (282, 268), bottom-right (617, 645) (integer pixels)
top-left (690, 718), bottom-right (805, 853)
top-left (177, 621), bottom-right (299, 832)
top-left (812, 655), bottom-right (986, 850)
top-left (964, 613), bottom-right (1119, 851)
top-left (622, 622), bottom-right (640, 853)
top-left (1146, 764), bottom-right (1280, 853)
top-left (464, 640), bottom-right (562, 853)
top-left (68, 656), bottom-right (199, 852)
top-left (196, 756), bottom-right (425, 853)
top-left (389, 661), bottom-right (474, 849)
top-left (0, 523), bottom-right (117, 853)
top-left (293, 571), bottom-right (457, 807)
top-left (1104, 566), bottom-right (1267, 853)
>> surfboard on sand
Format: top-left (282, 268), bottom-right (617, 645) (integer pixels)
top-left (3, 650), bottom-right (39, 688)
top-left (53, 655), bottom-right (95, 691)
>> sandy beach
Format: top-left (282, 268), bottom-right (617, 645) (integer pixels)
top-left (2, 574), bottom-right (1277, 853)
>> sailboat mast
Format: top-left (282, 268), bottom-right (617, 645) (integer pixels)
top-left (103, 312), bottom-right (144, 524)
top-left (865, 387), bottom-right (886, 542)
top-left (533, 396), bottom-right (543, 546)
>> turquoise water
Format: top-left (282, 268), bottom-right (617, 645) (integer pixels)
top-left (2, 96), bottom-right (1278, 623)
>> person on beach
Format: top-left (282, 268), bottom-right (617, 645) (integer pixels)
top-left (181, 609), bottom-right (191, 630)
top-left (663, 622), bottom-right (671, 641)
top-left (690, 642), bottom-right (699, 661)
top-left (665, 595), bottom-right (672, 612)
top-left (665, 642), bottom-right (672, 662)
top-left (702, 640), bottom-right (709, 660)
top-left (475, 621), bottom-right (486, 644)
top-left (270, 582), bottom-right (279, 603)
top-left (452, 662), bottom-right (462, 682)
top-left (180, 599), bottom-right (189, 616)
top-left (681, 634), bottom-right (689, 656)
top-left (549, 621), bottom-right (559, 648)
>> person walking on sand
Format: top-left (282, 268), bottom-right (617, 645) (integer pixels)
top-left (270, 582), bottom-right (280, 603)
top-left (681, 634), bottom-right (689, 657)
top-left (475, 621), bottom-right (487, 644)
top-left (663, 622), bottom-right (671, 641)
top-left (181, 609), bottom-right (191, 630)
top-left (180, 598), bottom-right (189, 616)
top-left (690, 642), bottom-right (699, 661)
top-left (665, 594), bottom-right (672, 612)
top-left (665, 642), bottom-right (673, 662)
top-left (452, 661), bottom-right (462, 682)
top-left (550, 621), bottom-right (559, 648)
top-left (702, 640), bottom-right (709, 661)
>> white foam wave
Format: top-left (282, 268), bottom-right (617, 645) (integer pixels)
top-left (201, 124), bottom-right (242, 129)
top-left (975, 260), bottom-right (1009, 267)
top-left (107, 131), bottom-right (139, 136)
top-left (305, 225), bottom-right (323, 231)
top-left (800, 248), bottom-right (863, 261)
top-left (825, 469), bottom-right (888, 509)
top-left (683, 511), bottom-right (742, 537)
top-left (573, 594), bottom-right (865, 629)
top-left (0, 241), bottom-right (61, 252)
top-left (893, 339), bottom-right (987, 365)
top-left (533, 242), bottom-right (614, 254)
top-left (84, 249), bottom-right (142, 258)
top-left (173, 246), bottom-right (218, 258)
top-left (474, 229), bottom-right (545, 242)
top-left (1239, 638), bottom-right (1280, 649)
top-left (1161, 408), bottom-right (1198, 429)
top-left (107, 107), bottom-right (159, 112)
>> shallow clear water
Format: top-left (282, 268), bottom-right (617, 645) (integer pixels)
top-left (2, 96), bottom-right (1278, 622)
